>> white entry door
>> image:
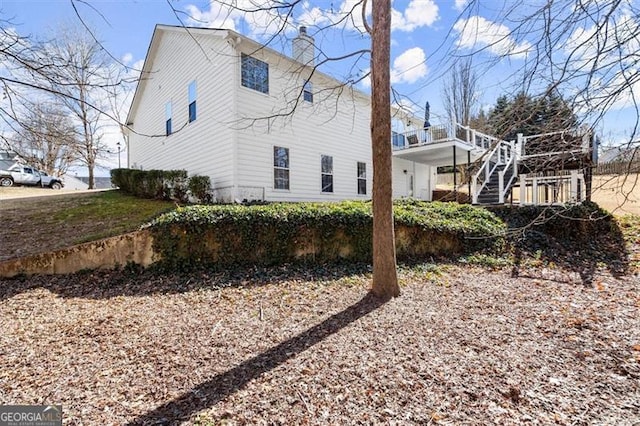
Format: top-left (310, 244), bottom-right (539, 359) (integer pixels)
top-left (407, 173), bottom-right (414, 197)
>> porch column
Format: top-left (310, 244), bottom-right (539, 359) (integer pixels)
top-left (585, 166), bottom-right (593, 202)
top-left (467, 150), bottom-right (471, 204)
top-left (570, 170), bottom-right (579, 202)
top-left (453, 146), bottom-right (457, 200)
top-left (519, 174), bottom-right (527, 205)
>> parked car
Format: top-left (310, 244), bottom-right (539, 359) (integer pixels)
top-left (0, 165), bottom-right (64, 189)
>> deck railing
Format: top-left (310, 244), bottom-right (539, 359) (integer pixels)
top-left (392, 122), bottom-right (498, 151)
top-left (516, 171), bottom-right (585, 205)
top-left (471, 139), bottom-right (518, 204)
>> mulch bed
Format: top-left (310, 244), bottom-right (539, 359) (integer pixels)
top-left (0, 265), bottom-right (638, 425)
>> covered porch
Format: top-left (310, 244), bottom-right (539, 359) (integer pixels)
top-left (392, 123), bottom-right (496, 165)
top-left (391, 123), bottom-right (497, 199)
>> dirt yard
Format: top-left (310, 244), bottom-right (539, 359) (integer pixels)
top-left (592, 174), bottom-right (640, 216)
top-left (0, 189), bottom-right (638, 424)
top-left (0, 186), bottom-right (107, 200)
top-left (0, 265), bottom-right (638, 425)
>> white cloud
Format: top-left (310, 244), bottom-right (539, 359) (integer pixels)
top-left (297, 0), bottom-right (371, 33)
top-left (184, 1), bottom-right (296, 39)
top-left (121, 53), bottom-right (133, 65)
top-left (453, 16), bottom-right (532, 58)
top-left (298, 0), bottom-right (437, 34)
top-left (390, 47), bottom-right (427, 84)
top-left (392, 0), bottom-right (439, 32)
top-left (359, 67), bottom-right (371, 89)
top-left (393, 98), bottom-right (418, 114)
top-left (454, 0), bottom-right (469, 11)
top-left (184, 2), bottom-right (239, 31)
top-left (563, 11), bottom-right (640, 112)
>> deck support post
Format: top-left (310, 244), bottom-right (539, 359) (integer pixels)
top-left (570, 170), bottom-right (579, 202)
top-left (453, 146), bottom-right (457, 201)
top-left (519, 174), bottom-right (527, 205)
top-left (467, 150), bottom-right (471, 203)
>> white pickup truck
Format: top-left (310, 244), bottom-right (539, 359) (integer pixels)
top-left (0, 165), bottom-right (64, 189)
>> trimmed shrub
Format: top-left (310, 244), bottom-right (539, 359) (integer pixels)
top-left (111, 168), bottom-right (188, 201)
top-left (188, 175), bottom-right (213, 204)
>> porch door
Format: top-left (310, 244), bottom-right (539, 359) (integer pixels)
top-left (407, 173), bottom-right (414, 197)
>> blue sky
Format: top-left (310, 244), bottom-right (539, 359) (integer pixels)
top-left (1, 0), bottom-right (639, 174)
top-left (0, 0), bottom-right (532, 119)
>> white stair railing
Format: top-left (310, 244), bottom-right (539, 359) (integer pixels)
top-left (472, 138), bottom-right (518, 204)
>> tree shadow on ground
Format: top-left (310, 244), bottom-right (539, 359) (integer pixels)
top-left (0, 262), bottom-right (373, 302)
top-left (124, 292), bottom-right (385, 425)
top-left (493, 203), bottom-right (630, 286)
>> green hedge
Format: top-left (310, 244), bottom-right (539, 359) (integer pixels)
top-left (145, 199), bottom-right (506, 269)
top-left (111, 168), bottom-right (190, 202)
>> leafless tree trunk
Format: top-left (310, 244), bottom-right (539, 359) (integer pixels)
top-left (37, 25), bottom-right (114, 189)
top-left (442, 58), bottom-right (479, 126)
top-left (370, 0), bottom-right (399, 299)
top-left (6, 102), bottom-right (79, 175)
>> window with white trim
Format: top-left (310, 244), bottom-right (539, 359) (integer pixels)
top-left (188, 81), bottom-right (196, 122)
top-left (303, 82), bottom-right (313, 102)
top-left (321, 155), bottom-right (333, 193)
top-left (165, 101), bottom-right (172, 135)
top-left (274, 146), bottom-right (290, 190)
top-left (357, 162), bottom-right (366, 195)
top-left (241, 54), bottom-right (269, 94)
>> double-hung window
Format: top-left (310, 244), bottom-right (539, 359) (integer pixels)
top-left (357, 162), bottom-right (366, 195)
top-left (165, 102), bottom-right (172, 135)
top-left (321, 155), bottom-right (333, 193)
top-left (274, 146), bottom-right (290, 190)
top-left (241, 53), bottom-right (269, 94)
top-left (303, 82), bottom-right (313, 103)
top-left (188, 81), bottom-right (197, 122)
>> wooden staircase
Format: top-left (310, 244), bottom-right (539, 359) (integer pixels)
top-left (472, 138), bottom-right (519, 205)
top-left (471, 129), bottom-right (593, 206)
top-left (475, 164), bottom-right (516, 204)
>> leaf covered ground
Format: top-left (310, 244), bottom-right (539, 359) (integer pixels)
top-left (0, 265), bottom-right (638, 425)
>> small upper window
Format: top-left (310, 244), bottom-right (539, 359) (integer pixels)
top-left (303, 82), bottom-right (313, 103)
top-left (188, 81), bottom-right (197, 123)
top-left (165, 101), bottom-right (172, 135)
top-left (241, 53), bottom-right (269, 94)
top-left (321, 155), bottom-right (333, 193)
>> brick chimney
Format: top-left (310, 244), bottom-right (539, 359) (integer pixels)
top-left (292, 26), bottom-right (314, 66)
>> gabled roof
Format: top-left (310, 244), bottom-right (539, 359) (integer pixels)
top-left (125, 24), bottom-right (416, 131)
top-left (125, 25), bottom-right (229, 126)
top-left (600, 144), bottom-right (640, 163)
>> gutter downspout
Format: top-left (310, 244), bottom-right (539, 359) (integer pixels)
top-left (227, 33), bottom-right (241, 202)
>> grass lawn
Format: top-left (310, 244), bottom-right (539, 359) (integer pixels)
top-left (0, 190), bottom-right (176, 261)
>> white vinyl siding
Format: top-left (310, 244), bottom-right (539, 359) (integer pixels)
top-left (235, 44), bottom-right (372, 202)
top-left (128, 28), bottom-right (235, 190)
top-left (130, 27), bottom-right (428, 203)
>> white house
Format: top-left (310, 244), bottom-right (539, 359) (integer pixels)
top-left (126, 25), bottom-right (456, 202)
